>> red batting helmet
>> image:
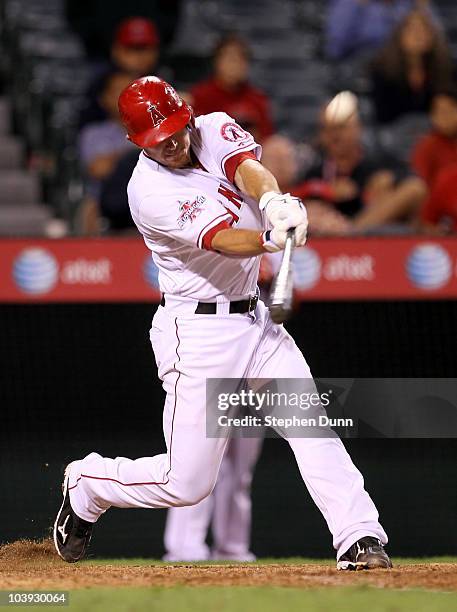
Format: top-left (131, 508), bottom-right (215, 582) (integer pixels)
top-left (118, 76), bottom-right (193, 148)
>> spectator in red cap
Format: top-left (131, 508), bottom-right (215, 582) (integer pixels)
top-left (79, 17), bottom-right (161, 128)
top-left (190, 34), bottom-right (274, 143)
top-left (66, 1), bottom-right (182, 58)
top-left (112, 17), bottom-right (160, 78)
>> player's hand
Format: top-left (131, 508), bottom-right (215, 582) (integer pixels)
top-left (294, 222), bottom-right (308, 246)
top-left (260, 193), bottom-right (308, 251)
top-left (259, 192), bottom-right (308, 227)
top-left (272, 205), bottom-right (308, 247)
top-left (271, 223), bottom-right (307, 248)
top-left (263, 220), bottom-right (307, 252)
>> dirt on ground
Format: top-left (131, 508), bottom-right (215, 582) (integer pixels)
top-left (1, 540), bottom-right (456, 591)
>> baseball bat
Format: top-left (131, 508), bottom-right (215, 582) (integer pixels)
top-left (268, 229), bottom-right (295, 324)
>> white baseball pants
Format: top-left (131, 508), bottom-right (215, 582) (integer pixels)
top-left (68, 297), bottom-right (387, 559)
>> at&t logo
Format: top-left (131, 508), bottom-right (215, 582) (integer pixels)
top-left (143, 256), bottom-right (160, 289)
top-left (406, 243), bottom-right (452, 290)
top-left (292, 247), bottom-right (322, 289)
top-left (13, 248), bottom-right (59, 295)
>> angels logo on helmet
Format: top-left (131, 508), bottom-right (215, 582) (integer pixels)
top-left (146, 102), bottom-right (166, 128)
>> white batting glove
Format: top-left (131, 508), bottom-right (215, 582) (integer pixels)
top-left (259, 191), bottom-right (308, 227)
top-left (260, 221), bottom-right (307, 252)
top-left (272, 204), bottom-right (308, 248)
top-left (292, 222), bottom-right (308, 247)
top-left (273, 220), bottom-right (308, 247)
top-left (259, 193), bottom-right (308, 251)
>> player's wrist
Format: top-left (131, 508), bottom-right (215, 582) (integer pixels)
top-left (258, 191), bottom-right (283, 211)
top-left (259, 230), bottom-right (282, 253)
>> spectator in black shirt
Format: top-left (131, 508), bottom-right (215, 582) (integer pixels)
top-left (293, 93), bottom-right (427, 234)
top-left (99, 149), bottom-right (139, 232)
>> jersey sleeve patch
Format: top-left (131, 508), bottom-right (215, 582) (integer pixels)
top-left (220, 122), bottom-right (251, 143)
top-left (177, 195), bottom-right (206, 228)
top-left (138, 185), bottom-right (233, 251)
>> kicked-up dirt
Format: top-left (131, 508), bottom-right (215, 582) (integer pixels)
top-left (0, 539), bottom-right (456, 592)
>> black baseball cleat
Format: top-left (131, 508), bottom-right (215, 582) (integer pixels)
top-left (53, 464), bottom-right (93, 563)
top-left (337, 536), bottom-right (393, 571)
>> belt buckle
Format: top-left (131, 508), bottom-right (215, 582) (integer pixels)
top-left (248, 294), bottom-right (258, 312)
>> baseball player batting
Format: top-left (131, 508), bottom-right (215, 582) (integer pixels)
top-left (53, 76), bottom-right (392, 570)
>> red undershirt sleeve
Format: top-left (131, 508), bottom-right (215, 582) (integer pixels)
top-left (223, 150), bottom-right (258, 184)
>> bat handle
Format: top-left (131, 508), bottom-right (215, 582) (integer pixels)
top-left (268, 228), bottom-right (296, 324)
top-left (285, 228), bottom-right (296, 253)
top-left (273, 229), bottom-right (295, 293)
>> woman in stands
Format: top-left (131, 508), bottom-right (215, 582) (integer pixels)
top-left (370, 10), bottom-right (453, 124)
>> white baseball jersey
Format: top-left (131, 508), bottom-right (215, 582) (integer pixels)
top-left (127, 112), bottom-right (265, 301)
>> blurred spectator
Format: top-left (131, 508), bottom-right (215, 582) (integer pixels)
top-left (78, 71), bottom-right (135, 234)
top-left (66, 0), bottom-right (181, 59)
top-left (370, 10), bottom-right (453, 124)
top-left (412, 87), bottom-right (457, 230)
top-left (412, 87), bottom-right (457, 188)
top-left (261, 135), bottom-right (300, 192)
top-left (293, 94), bottom-right (427, 234)
top-left (417, 164), bottom-right (457, 231)
top-left (325, 0), bottom-right (441, 62)
top-left (190, 34), bottom-right (274, 143)
top-left (100, 149), bottom-right (139, 232)
top-left (111, 18), bottom-right (160, 77)
top-left (261, 136), bottom-right (316, 195)
top-left (79, 17), bottom-right (161, 128)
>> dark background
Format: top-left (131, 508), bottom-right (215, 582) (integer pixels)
top-left (1, 301), bottom-right (457, 558)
